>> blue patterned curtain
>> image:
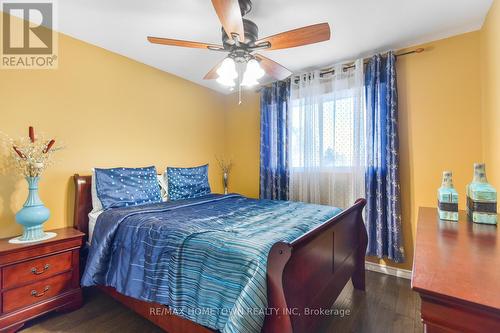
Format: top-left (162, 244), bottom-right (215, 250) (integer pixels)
top-left (365, 52), bottom-right (405, 263)
top-left (260, 81), bottom-right (290, 200)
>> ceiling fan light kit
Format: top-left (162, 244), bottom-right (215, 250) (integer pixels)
top-left (216, 58), bottom-right (238, 87)
top-left (241, 58), bottom-right (265, 87)
top-left (147, 0), bottom-right (331, 102)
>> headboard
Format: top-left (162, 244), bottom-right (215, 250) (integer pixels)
top-left (73, 174), bottom-right (92, 241)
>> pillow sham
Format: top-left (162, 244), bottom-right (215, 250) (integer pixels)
top-left (95, 166), bottom-right (162, 209)
top-left (166, 164), bottom-right (211, 201)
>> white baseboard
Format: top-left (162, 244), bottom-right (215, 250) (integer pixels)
top-left (365, 261), bottom-right (412, 280)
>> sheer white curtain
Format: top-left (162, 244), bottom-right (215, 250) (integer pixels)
top-left (289, 60), bottom-right (365, 209)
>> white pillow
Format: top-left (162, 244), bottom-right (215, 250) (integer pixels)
top-left (158, 174), bottom-right (168, 202)
top-left (90, 168), bottom-right (104, 213)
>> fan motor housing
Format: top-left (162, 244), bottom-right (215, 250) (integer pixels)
top-left (222, 19), bottom-right (258, 48)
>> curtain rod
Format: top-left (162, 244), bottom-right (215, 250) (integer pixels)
top-left (256, 47), bottom-right (425, 91)
top-left (317, 47), bottom-right (425, 76)
top-left (319, 47), bottom-right (425, 76)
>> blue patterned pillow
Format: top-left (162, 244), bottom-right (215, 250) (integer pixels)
top-left (166, 164), bottom-right (211, 201)
top-left (95, 166), bottom-right (162, 209)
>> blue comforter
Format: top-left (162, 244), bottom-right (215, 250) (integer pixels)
top-left (81, 194), bottom-right (341, 333)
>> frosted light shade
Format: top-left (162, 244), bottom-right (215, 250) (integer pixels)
top-left (216, 57), bottom-right (237, 80)
top-left (241, 73), bottom-right (259, 87)
top-left (245, 59), bottom-right (265, 80)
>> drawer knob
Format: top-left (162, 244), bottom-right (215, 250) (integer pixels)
top-left (31, 263), bottom-right (50, 275)
top-left (31, 285), bottom-right (50, 297)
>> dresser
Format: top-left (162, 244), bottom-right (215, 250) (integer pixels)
top-left (412, 208), bottom-right (500, 332)
top-left (0, 228), bottom-right (84, 332)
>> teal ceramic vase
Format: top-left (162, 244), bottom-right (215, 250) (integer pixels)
top-left (15, 176), bottom-right (50, 241)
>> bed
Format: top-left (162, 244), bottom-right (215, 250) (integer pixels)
top-left (73, 174), bottom-right (367, 333)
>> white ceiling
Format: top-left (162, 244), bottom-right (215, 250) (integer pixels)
top-left (16, 0), bottom-right (497, 93)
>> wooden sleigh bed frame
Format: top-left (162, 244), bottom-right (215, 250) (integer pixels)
top-left (73, 174), bottom-right (368, 333)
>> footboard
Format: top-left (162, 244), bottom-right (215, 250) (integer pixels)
top-left (263, 199), bottom-right (367, 333)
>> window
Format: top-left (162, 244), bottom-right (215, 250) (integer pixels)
top-left (288, 64), bottom-right (365, 207)
top-left (289, 90), bottom-right (363, 169)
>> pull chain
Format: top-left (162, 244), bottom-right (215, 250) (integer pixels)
top-left (238, 84), bottom-right (242, 105)
top-left (237, 63), bottom-right (243, 105)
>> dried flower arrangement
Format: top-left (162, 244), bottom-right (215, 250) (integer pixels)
top-left (2, 126), bottom-right (63, 177)
top-left (216, 156), bottom-right (233, 175)
top-left (216, 156), bottom-right (233, 195)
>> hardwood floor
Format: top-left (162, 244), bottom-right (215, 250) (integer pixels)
top-left (20, 271), bottom-right (422, 333)
top-left (319, 271), bottom-right (423, 333)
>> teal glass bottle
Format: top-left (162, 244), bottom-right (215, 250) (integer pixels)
top-left (437, 171), bottom-right (459, 221)
top-left (466, 163), bottom-right (497, 225)
top-left (15, 176), bottom-right (50, 241)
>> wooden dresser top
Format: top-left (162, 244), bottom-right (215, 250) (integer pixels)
top-left (412, 207), bottom-right (500, 311)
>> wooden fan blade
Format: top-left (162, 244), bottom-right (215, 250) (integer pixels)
top-left (256, 23), bottom-right (331, 51)
top-left (147, 36), bottom-right (223, 50)
top-left (211, 0), bottom-right (245, 42)
top-left (254, 54), bottom-right (292, 81)
top-left (203, 58), bottom-right (226, 80)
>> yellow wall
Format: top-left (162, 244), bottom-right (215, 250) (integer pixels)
top-left (224, 91), bottom-right (261, 198)
top-left (224, 32), bottom-right (484, 270)
top-left (481, 0), bottom-right (500, 190)
top-left (391, 32), bottom-right (483, 270)
top-left (1, 7), bottom-right (497, 273)
top-left (0, 31), bottom-right (226, 238)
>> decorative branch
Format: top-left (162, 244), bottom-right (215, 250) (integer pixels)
top-left (216, 155), bottom-right (233, 174)
top-left (43, 139), bottom-right (55, 153)
top-left (13, 146), bottom-right (26, 159)
top-left (29, 126), bottom-right (35, 143)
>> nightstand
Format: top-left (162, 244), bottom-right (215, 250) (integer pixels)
top-left (0, 228), bottom-right (84, 332)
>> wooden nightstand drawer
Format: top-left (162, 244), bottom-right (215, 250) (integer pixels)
top-left (2, 271), bottom-right (73, 313)
top-left (2, 251), bottom-right (72, 289)
top-left (0, 228), bottom-right (84, 331)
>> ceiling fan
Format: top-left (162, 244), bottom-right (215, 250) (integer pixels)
top-left (147, 0), bottom-right (331, 90)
